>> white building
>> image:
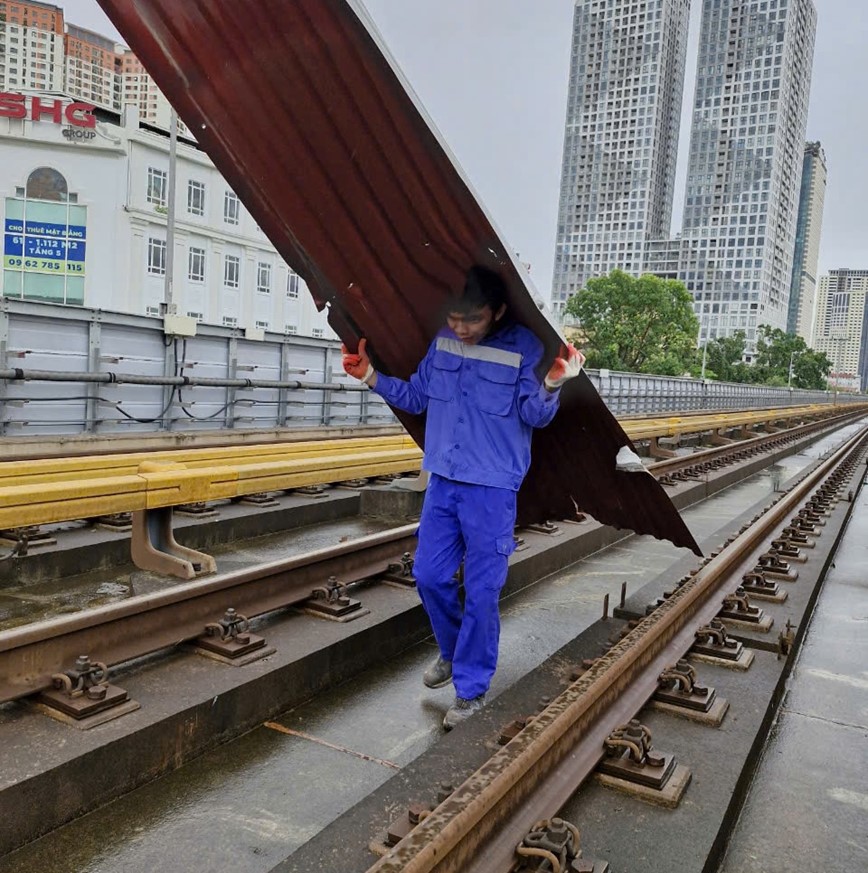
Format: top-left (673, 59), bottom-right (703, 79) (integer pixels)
top-left (813, 270), bottom-right (868, 392)
top-left (648, 0), bottom-right (818, 355)
top-left (1, 93), bottom-right (335, 340)
top-left (0, 0), bottom-right (65, 93)
top-left (787, 141), bottom-right (826, 344)
top-left (550, 0), bottom-right (691, 316)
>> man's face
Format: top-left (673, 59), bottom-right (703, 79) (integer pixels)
top-left (446, 304), bottom-right (504, 344)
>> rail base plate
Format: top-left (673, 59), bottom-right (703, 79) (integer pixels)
top-left (648, 695), bottom-right (730, 727)
top-left (595, 761), bottom-right (691, 809)
top-left (653, 685), bottom-right (717, 712)
top-left (33, 684), bottom-right (140, 729)
top-left (690, 647), bottom-right (755, 671)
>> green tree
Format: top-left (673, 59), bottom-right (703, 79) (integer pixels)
top-left (752, 325), bottom-right (832, 390)
top-left (565, 270), bottom-right (699, 375)
top-left (701, 330), bottom-right (747, 381)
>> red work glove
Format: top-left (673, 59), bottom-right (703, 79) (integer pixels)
top-left (544, 344), bottom-right (585, 390)
top-left (342, 337), bottom-right (375, 384)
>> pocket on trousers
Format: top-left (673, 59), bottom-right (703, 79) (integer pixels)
top-left (496, 536), bottom-right (516, 558)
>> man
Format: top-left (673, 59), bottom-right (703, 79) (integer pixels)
top-left (342, 266), bottom-right (584, 729)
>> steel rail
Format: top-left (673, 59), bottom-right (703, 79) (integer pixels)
top-left (649, 407), bottom-right (868, 478)
top-left (366, 426), bottom-right (868, 873)
top-left (0, 523), bottom-right (419, 703)
top-left (0, 411), bottom-right (860, 703)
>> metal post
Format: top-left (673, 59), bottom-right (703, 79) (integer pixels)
top-left (225, 335), bottom-right (238, 428)
top-left (0, 302), bottom-right (9, 436)
top-left (86, 317), bottom-right (101, 433)
top-left (164, 109), bottom-right (178, 316)
top-left (277, 339), bottom-right (289, 427)
top-left (700, 338), bottom-right (708, 380)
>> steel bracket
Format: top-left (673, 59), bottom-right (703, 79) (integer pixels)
top-left (0, 525), bottom-right (56, 550)
top-left (741, 571), bottom-right (782, 599)
top-left (654, 660), bottom-right (717, 712)
top-left (524, 520), bottom-right (562, 537)
top-left (691, 619), bottom-right (744, 661)
top-left (94, 512), bottom-right (133, 532)
top-left (516, 817), bottom-right (609, 873)
top-left (302, 575), bottom-right (369, 621)
top-left (131, 507), bottom-right (217, 580)
top-left (35, 655), bottom-right (139, 728)
top-left (718, 587), bottom-right (766, 624)
top-left (193, 608), bottom-right (274, 664)
top-left (380, 552), bottom-right (416, 587)
top-left (598, 720), bottom-right (676, 790)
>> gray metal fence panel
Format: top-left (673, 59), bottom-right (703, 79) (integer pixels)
top-left (0, 300), bottom-right (864, 437)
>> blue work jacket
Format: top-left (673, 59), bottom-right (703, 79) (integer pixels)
top-left (372, 323), bottom-right (560, 490)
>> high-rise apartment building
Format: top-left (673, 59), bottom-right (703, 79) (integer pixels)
top-left (0, 0), bottom-right (65, 92)
top-left (0, 2), bottom-right (191, 136)
top-left (648, 0), bottom-right (817, 354)
top-left (787, 141), bottom-right (826, 344)
top-left (64, 24), bottom-right (121, 111)
top-left (550, 0), bottom-right (691, 317)
top-left (119, 49), bottom-right (191, 136)
top-left (813, 270), bottom-right (868, 392)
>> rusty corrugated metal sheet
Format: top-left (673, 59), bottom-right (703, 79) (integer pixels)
top-left (97, 0), bottom-right (700, 554)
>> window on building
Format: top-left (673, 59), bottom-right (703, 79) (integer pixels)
top-left (187, 180), bottom-right (205, 216)
top-left (223, 254), bottom-right (240, 288)
top-left (222, 315), bottom-right (238, 327)
top-left (312, 328), bottom-right (324, 338)
top-left (223, 190), bottom-right (240, 225)
top-left (186, 311), bottom-right (204, 322)
top-left (147, 167), bottom-right (167, 207)
top-left (286, 271), bottom-right (299, 298)
top-left (285, 325), bottom-right (298, 335)
top-left (255, 319), bottom-right (270, 330)
top-left (148, 238), bottom-right (166, 275)
top-left (256, 261), bottom-right (272, 294)
top-left (188, 246), bottom-right (205, 282)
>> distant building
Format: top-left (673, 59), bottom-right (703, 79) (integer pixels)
top-left (0, 0), bottom-right (192, 135)
top-left (787, 141), bottom-right (827, 344)
top-left (0, 0), bottom-right (66, 92)
top-left (1, 96), bottom-right (334, 339)
top-left (550, 0), bottom-right (691, 317)
top-left (647, 0), bottom-right (818, 357)
top-left (64, 23), bottom-right (120, 111)
top-left (813, 270), bottom-right (868, 392)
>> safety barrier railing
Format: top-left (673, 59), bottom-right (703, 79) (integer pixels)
top-left (2, 301), bottom-right (865, 436)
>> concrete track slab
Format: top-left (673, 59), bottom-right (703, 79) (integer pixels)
top-left (1, 725), bottom-right (396, 873)
top-left (719, 477), bottom-right (868, 873)
top-left (1, 424), bottom-right (863, 871)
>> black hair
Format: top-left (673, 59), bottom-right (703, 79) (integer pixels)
top-left (449, 265), bottom-right (508, 314)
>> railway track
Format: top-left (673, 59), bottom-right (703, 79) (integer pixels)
top-left (1, 412), bottom-right (866, 869)
top-left (0, 407), bottom-right (863, 705)
top-left (358, 426), bottom-right (868, 873)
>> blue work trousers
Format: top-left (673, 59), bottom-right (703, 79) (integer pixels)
top-left (414, 474), bottom-right (517, 700)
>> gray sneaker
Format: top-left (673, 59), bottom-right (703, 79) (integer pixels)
top-left (423, 655), bottom-right (453, 689)
top-left (443, 694), bottom-right (486, 730)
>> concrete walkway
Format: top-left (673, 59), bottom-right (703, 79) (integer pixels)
top-left (720, 464), bottom-right (868, 872)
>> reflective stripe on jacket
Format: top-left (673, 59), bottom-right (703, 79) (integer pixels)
top-left (372, 323), bottom-right (559, 490)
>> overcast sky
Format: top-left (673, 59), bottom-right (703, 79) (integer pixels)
top-left (67, 0), bottom-right (867, 296)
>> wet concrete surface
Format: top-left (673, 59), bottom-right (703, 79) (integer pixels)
top-left (1, 424), bottom-right (864, 873)
top-left (0, 514), bottom-right (397, 631)
top-left (719, 466), bottom-right (868, 873)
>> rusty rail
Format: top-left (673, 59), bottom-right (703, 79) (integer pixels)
top-left (0, 524), bottom-right (418, 703)
top-left (650, 406), bottom-right (867, 479)
top-left (366, 426), bottom-right (868, 873)
top-left (0, 409), bottom-right (861, 703)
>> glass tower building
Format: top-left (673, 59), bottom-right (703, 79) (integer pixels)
top-left (550, 0), bottom-right (691, 317)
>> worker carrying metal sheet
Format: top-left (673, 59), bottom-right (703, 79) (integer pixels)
top-left (342, 266), bottom-right (583, 729)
